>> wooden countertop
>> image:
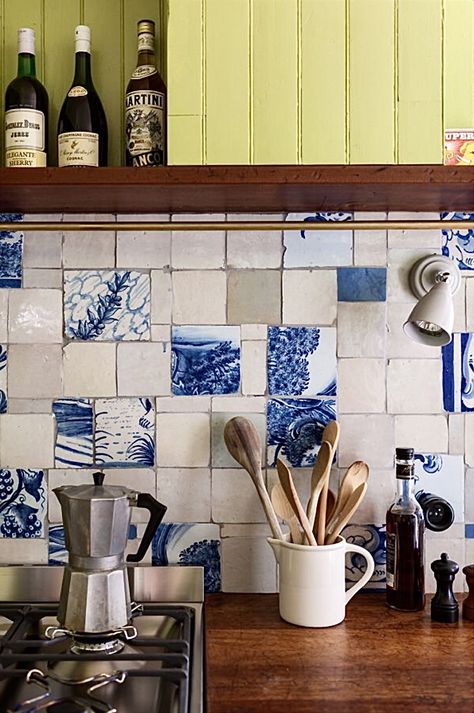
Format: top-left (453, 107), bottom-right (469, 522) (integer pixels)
top-left (205, 592), bottom-right (474, 713)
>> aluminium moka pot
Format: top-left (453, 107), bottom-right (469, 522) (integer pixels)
top-left (53, 471), bottom-right (166, 635)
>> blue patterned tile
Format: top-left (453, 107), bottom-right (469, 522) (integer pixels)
top-left (0, 213), bottom-right (23, 288)
top-left (64, 270), bottom-right (150, 341)
top-left (152, 523), bottom-right (221, 593)
top-left (0, 345), bottom-right (7, 413)
top-left (0, 469), bottom-right (46, 538)
top-left (343, 523), bottom-right (386, 590)
top-left (442, 332), bottom-right (474, 412)
top-left (414, 453), bottom-right (464, 522)
top-left (95, 397), bottom-right (155, 467)
top-left (284, 212), bottom-right (353, 267)
top-left (172, 326), bottom-right (240, 395)
top-left (53, 399), bottom-right (94, 468)
top-left (267, 326), bottom-right (336, 397)
top-left (337, 267), bottom-right (387, 302)
top-left (267, 397), bottom-right (337, 467)
top-left (441, 211), bottom-right (474, 271)
top-left (49, 523), bottom-right (137, 565)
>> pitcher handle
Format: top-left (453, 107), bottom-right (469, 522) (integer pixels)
top-left (126, 493), bottom-right (167, 563)
top-left (344, 543), bottom-right (375, 604)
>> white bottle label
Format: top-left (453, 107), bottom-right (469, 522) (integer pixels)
top-left (58, 131), bottom-right (99, 167)
top-left (137, 32), bottom-right (154, 52)
top-left (67, 85), bottom-right (88, 97)
top-left (131, 65), bottom-right (157, 80)
top-left (125, 90), bottom-right (165, 166)
top-left (5, 108), bottom-right (46, 166)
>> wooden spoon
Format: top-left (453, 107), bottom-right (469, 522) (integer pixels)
top-left (224, 417), bottom-right (283, 540)
top-left (316, 420), bottom-right (340, 546)
top-left (271, 483), bottom-right (303, 544)
top-left (306, 440), bottom-right (332, 534)
top-left (325, 482), bottom-right (368, 545)
top-left (276, 458), bottom-right (317, 546)
top-left (325, 461), bottom-right (369, 536)
top-left (315, 487), bottom-right (336, 528)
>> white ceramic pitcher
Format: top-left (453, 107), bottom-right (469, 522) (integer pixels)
top-left (268, 534), bottom-right (375, 628)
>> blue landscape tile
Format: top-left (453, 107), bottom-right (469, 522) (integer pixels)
top-left (337, 267), bottom-right (387, 302)
top-left (267, 397), bottom-right (337, 467)
top-left (53, 399), bottom-right (94, 467)
top-left (343, 524), bottom-right (386, 591)
top-left (95, 397), bottom-right (155, 467)
top-left (442, 333), bottom-right (474, 412)
top-left (284, 212), bottom-right (353, 267)
top-left (0, 213), bottom-right (23, 288)
top-left (441, 211), bottom-right (474, 272)
top-left (0, 345), bottom-right (7, 413)
top-left (0, 469), bottom-right (46, 538)
top-left (267, 326), bottom-right (336, 397)
top-left (172, 326), bottom-right (240, 395)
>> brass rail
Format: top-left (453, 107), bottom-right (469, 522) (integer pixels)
top-left (0, 220), bottom-right (471, 231)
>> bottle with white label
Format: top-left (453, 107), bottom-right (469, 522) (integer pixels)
top-left (57, 25), bottom-right (107, 167)
top-left (125, 19), bottom-right (167, 167)
top-left (4, 28), bottom-right (48, 167)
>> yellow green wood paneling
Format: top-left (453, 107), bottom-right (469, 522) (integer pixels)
top-left (444, 0), bottom-right (474, 130)
top-left (251, 0), bottom-right (298, 164)
top-left (83, 0), bottom-right (123, 166)
top-left (300, 0), bottom-right (346, 164)
top-left (205, 0), bottom-right (250, 164)
top-left (168, 115), bottom-right (202, 165)
top-left (348, 0), bottom-right (395, 164)
top-left (397, 0), bottom-right (443, 164)
top-left (44, 0), bottom-right (81, 166)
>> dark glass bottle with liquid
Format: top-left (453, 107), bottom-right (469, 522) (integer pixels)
top-left (386, 447), bottom-right (425, 611)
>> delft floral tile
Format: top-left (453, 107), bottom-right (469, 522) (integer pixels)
top-left (337, 267), bottom-right (387, 302)
top-left (267, 326), bottom-right (336, 397)
top-left (0, 345), bottom-right (7, 413)
top-left (0, 469), bottom-right (46, 538)
top-left (441, 211), bottom-right (474, 272)
top-left (172, 326), bottom-right (240, 395)
top-left (442, 332), bottom-right (474, 412)
top-left (49, 523), bottom-right (137, 565)
top-left (52, 399), bottom-right (94, 468)
top-left (64, 270), bottom-right (150, 341)
top-left (95, 397), bottom-right (155, 467)
top-left (343, 524), bottom-right (386, 591)
top-left (152, 523), bottom-right (221, 593)
top-left (414, 453), bottom-right (464, 523)
top-left (267, 397), bottom-right (337, 467)
top-left (283, 211), bottom-right (353, 267)
top-left (0, 213), bottom-right (23, 288)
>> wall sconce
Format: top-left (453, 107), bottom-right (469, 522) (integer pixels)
top-left (403, 255), bottom-right (461, 347)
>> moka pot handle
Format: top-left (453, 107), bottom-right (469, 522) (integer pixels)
top-left (126, 493), bottom-right (167, 563)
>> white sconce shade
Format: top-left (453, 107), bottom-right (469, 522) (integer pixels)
top-left (403, 255), bottom-right (461, 347)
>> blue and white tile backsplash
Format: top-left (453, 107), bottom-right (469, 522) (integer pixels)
top-left (0, 209), bottom-right (471, 593)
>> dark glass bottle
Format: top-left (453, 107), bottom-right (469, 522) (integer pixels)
top-left (386, 447), bottom-right (425, 611)
top-left (125, 19), bottom-right (167, 167)
top-left (4, 28), bottom-right (48, 167)
top-left (57, 25), bottom-right (108, 167)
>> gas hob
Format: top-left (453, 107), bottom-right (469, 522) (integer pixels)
top-left (0, 566), bottom-right (204, 713)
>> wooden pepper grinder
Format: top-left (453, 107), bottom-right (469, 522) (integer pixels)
top-left (462, 564), bottom-right (474, 621)
top-left (430, 552), bottom-right (459, 623)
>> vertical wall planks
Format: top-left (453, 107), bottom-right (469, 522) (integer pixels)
top-left (251, 0), bottom-right (298, 164)
top-left (83, 0), bottom-right (123, 166)
top-left (397, 0), bottom-right (443, 164)
top-left (300, 0), bottom-right (346, 164)
top-left (348, 0), bottom-right (395, 164)
top-left (165, 0), bottom-right (203, 164)
top-left (443, 0), bottom-right (474, 131)
top-left (44, 0), bottom-right (81, 166)
top-left (205, 0), bottom-right (250, 164)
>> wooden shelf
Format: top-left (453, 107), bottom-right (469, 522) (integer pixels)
top-left (0, 164), bottom-right (473, 214)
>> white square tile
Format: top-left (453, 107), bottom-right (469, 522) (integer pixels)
top-left (22, 269), bottom-right (62, 289)
top-left (171, 213), bottom-right (225, 269)
top-left (7, 399), bottom-right (52, 413)
top-left (221, 534), bottom-right (277, 592)
top-left (387, 212), bottom-right (441, 249)
top-left (8, 344), bottom-right (62, 398)
top-left (211, 412), bottom-right (266, 467)
top-left (338, 358), bottom-right (386, 413)
top-left (156, 412), bottom-right (210, 466)
top-left (344, 468), bottom-right (394, 524)
top-left (387, 248), bottom-right (429, 302)
top-left (156, 396), bottom-right (211, 413)
top-left (425, 537), bottom-right (465, 593)
top-left (353, 213), bottom-right (387, 266)
top-left (117, 232), bottom-right (171, 269)
top-left (172, 271), bottom-right (226, 324)
top-left (23, 232), bottom-right (62, 268)
top-left (0, 292), bottom-right (7, 342)
top-left (284, 212), bottom-right (353, 267)
top-left (211, 396), bottom-right (265, 412)
top-left (464, 413), bottom-right (474, 466)
top-left (449, 413), bottom-right (464, 454)
top-left (151, 325), bottom-right (171, 341)
top-left (0, 539), bottom-right (48, 564)
top-left (241, 341), bottom-right (266, 395)
top-left (387, 359), bottom-right (442, 413)
top-left (227, 231), bottom-right (282, 269)
top-left (63, 343), bottom-right (116, 397)
top-left (117, 342), bottom-right (171, 396)
top-left (240, 324), bottom-right (267, 340)
top-left (394, 415), bottom-right (448, 453)
top-left (337, 303), bottom-right (386, 357)
top-left (283, 270), bottom-right (337, 325)
top-left (151, 270), bottom-right (172, 324)
top-left (63, 232), bottom-right (115, 268)
top-left (212, 468), bottom-right (267, 523)
top-left (387, 303), bottom-right (440, 358)
top-left (338, 415), bottom-right (394, 468)
top-left (9, 289), bottom-right (63, 343)
top-left (0, 414), bottom-right (54, 467)
top-left (453, 279), bottom-right (466, 333)
top-left (157, 468), bottom-right (211, 522)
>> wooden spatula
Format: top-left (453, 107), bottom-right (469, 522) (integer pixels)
top-left (306, 440), bottom-right (332, 534)
top-left (276, 458), bottom-right (317, 546)
top-left (325, 481), bottom-right (368, 545)
top-left (271, 483), bottom-right (304, 544)
top-left (316, 420), bottom-right (340, 545)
